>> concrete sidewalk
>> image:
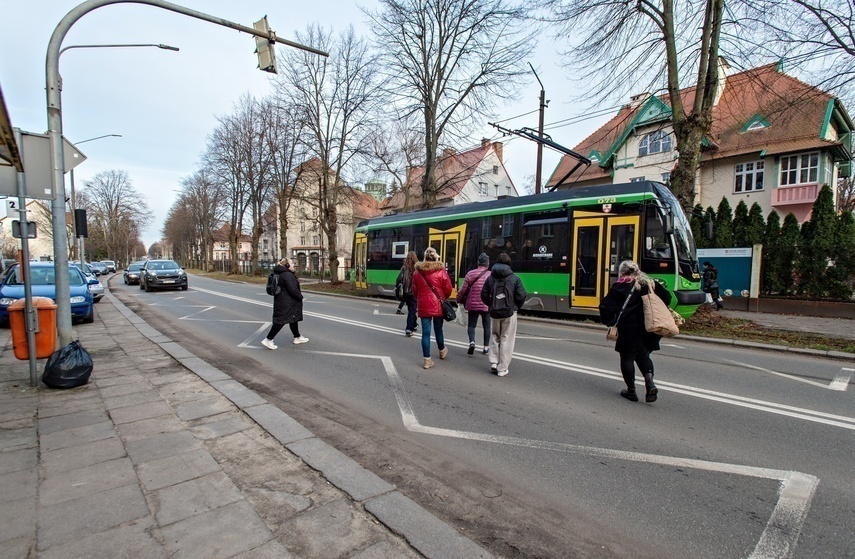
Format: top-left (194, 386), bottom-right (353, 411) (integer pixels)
top-left (0, 289), bottom-right (493, 559)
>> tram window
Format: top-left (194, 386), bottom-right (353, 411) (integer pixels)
top-left (369, 230), bottom-right (390, 261)
top-left (521, 222), bottom-right (567, 262)
top-left (644, 206), bottom-right (672, 259)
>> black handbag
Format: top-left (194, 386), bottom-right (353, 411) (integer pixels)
top-left (427, 282), bottom-right (456, 322)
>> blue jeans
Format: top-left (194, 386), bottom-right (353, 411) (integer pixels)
top-left (420, 316), bottom-right (445, 358)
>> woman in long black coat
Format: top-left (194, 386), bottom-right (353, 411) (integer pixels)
top-left (261, 258), bottom-right (308, 350)
top-left (599, 260), bottom-right (671, 403)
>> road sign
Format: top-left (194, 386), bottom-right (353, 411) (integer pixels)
top-left (0, 130), bottom-right (87, 199)
top-left (5, 198), bottom-right (18, 218)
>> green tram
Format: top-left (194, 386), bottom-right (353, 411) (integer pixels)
top-left (352, 181), bottom-right (706, 318)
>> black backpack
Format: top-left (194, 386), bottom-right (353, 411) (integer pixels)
top-left (490, 277), bottom-right (515, 319)
top-left (266, 272), bottom-right (281, 296)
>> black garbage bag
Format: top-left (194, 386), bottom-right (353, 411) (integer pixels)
top-left (42, 341), bottom-right (93, 389)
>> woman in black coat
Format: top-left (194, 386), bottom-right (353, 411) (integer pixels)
top-left (599, 260), bottom-right (671, 403)
top-left (261, 258), bottom-right (308, 350)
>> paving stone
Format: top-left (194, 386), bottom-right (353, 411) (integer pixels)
top-left (0, 447), bottom-right (37, 475)
top-left (231, 539), bottom-right (294, 559)
top-left (275, 498), bottom-right (377, 558)
top-left (95, 374), bottom-right (146, 388)
top-left (180, 357), bottom-right (231, 382)
top-left (0, 427), bottom-right (36, 452)
top-left (126, 431), bottom-right (202, 465)
top-left (210, 379), bottom-right (267, 409)
top-left (159, 379), bottom-right (219, 406)
top-left (175, 397), bottom-right (235, 421)
top-left (38, 398), bottom-right (103, 419)
top-left (109, 400), bottom-right (174, 424)
top-left (99, 381), bottom-right (151, 399)
top-left (243, 404), bottom-right (313, 445)
top-left (40, 420), bottom-right (116, 452)
top-left (102, 389), bottom-right (163, 411)
top-left (160, 500), bottom-right (272, 559)
top-left (189, 414), bottom-right (251, 440)
top-left (350, 539), bottom-right (424, 559)
top-left (40, 456), bottom-right (137, 506)
top-left (0, 495), bottom-right (35, 542)
top-left (41, 437), bottom-right (126, 473)
top-left (116, 414), bottom-right (186, 442)
top-left (146, 371), bottom-right (189, 386)
top-left (137, 448), bottom-right (221, 492)
top-left (150, 471), bottom-right (244, 526)
top-left (39, 517), bottom-right (167, 559)
top-left (0, 536), bottom-right (33, 559)
top-left (38, 484), bottom-right (149, 549)
top-left (39, 408), bottom-right (109, 435)
top-left (0, 467), bottom-right (36, 503)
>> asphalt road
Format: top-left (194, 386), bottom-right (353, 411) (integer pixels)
top-left (110, 273), bottom-right (855, 559)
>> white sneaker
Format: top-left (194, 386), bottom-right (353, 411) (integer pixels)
top-left (293, 336), bottom-right (309, 345)
top-left (261, 338), bottom-right (277, 350)
top-left (497, 369), bottom-right (509, 377)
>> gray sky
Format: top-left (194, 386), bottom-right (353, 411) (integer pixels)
top-left (1, 0), bottom-right (611, 249)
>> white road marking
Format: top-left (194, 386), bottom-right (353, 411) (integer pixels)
top-left (238, 322), bottom-right (272, 349)
top-left (179, 306), bottom-right (217, 320)
top-left (374, 309), bottom-right (379, 315)
top-left (305, 349), bottom-right (819, 559)
top-left (188, 286), bottom-right (855, 430)
top-left (829, 368), bottom-right (853, 392)
top-left (728, 360), bottom-right (850, 390)
top-left (662, 343), bottom-right (686, 349)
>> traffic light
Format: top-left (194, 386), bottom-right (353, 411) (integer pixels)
top-left (254, 16), bottom-right (277, 74)
top-left (74, 209), bottom-right (88, 238)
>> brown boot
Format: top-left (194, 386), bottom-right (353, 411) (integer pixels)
top-left (423, 357), bottom-right (435, 369)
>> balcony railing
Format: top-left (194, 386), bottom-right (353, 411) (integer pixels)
top-left (772, 184), bottom-right (818, 206)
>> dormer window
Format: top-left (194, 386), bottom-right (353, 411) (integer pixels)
top-left (638, 130), bottom-right (672, 156)
top-left (742, 115), bottom-right (770, 133)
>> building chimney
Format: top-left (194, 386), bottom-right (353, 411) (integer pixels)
top-left (481, 138), bottom-right (490, 148)
top-left (714, 56), bottom-right (730, 107)
top-left (628, 92), bottom-right (651, 108)
top-left (442, 147), bottom-right (456, 160)
top-left (492, 141), bottom-right (503, 163)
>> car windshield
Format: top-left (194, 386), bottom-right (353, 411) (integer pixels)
top-left (147, 261), bottom-right (179, 271)
top-left (128, 264), bottom-right (144, 271)
top-left (7, 267), bottom-right (85, 286)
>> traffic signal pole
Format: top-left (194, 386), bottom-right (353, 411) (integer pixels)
top-left (46, 0), bottom-right (328, 346)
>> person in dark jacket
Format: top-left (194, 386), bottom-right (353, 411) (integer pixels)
top-left (702, 261), bottom-right (724, 310)
top-left (412, 247), bottom-right (453, 369)
top-left (261, 258), bottom-right (308, 349)
top-left (480, 252), bottom-right (526, 377)
top-left (599, 260), bottom-right (671, 402)
top-left (396, 251), bottom-right (419, 336)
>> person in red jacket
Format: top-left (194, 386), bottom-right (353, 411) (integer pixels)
top-left (411, 247), bottom-right (453, 369)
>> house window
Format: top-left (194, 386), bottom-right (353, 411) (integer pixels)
top-left (479, 182), bottom-right (488, 195)
top-left (638, 130), bottom-right (672, 156)
top-left (312, 235), bottom-right (319, 245)
top-left (300, 236), bottom-right (305, 245)
top-left (734, 161), bottom-right (765, 192)
top-left (300, 222), bottom-right (305, 232)
top-left (493, 165), bottom-right (499, 175)
top-left (661, 172), bottom-right (671, 183)
top-left (780, 152), bottom-right (819, 186)
top-left (630, 176), bottom-right (646, 183)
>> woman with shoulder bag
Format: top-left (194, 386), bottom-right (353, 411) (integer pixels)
top-left (599, 260), bottom-right (671, 403)
top-left (411, 247), bottom-right (453, 369)
top-left (457, 253), bottom-right (491, 355)
top-left (397, 251), bottom-right (419, 336)
top-left (261, 258), bottom-right (308, 350)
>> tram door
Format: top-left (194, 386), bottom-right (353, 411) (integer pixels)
top-left (428, 224), bottom-right (466, 297)
top-left (353, 233), bottom-right (367, 288)
top-left (571, 215), bottom-right (640, 309)
top-left (571, 218), bottom-right (603, 308)
top-left (605, 216), bottom-right (639, 288)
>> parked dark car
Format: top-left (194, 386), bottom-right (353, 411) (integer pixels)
top-left (88, 261), bottom-right (107, 276)
top-left (123, 262), bottom-right (145, 285)
top-left (140, 260), bottom-right (188, 291)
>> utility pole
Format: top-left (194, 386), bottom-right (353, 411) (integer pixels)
top-left (529, 63), bottom-right (548, 195)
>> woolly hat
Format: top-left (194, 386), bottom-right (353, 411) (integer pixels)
top-left (477, 253), bottom-right (489, 266)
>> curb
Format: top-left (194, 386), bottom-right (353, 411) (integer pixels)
top-left (105, 286), bottom-right (495, 559)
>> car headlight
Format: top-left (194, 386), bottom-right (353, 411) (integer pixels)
top-left (70, 296), bottom-right (86, 303)
top-left (0, 297), bottom-right (15, 306)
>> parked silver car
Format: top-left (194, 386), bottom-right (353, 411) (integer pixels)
top-left (72, 262), bottom-right (104, 302)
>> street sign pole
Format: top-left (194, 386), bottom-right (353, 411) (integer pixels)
top-left (14, 128), bottom-right (39, 387)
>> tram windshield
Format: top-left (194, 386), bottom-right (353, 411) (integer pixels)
top-left (653, 183), bottom-right (696, 262)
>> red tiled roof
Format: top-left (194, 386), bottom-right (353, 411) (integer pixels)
top-left (547, 63), bottom-right (839, 187)
top-left (383, 144), bottom-right (492, 211)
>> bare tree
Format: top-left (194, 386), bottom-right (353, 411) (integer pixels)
top-left (367, 0), bottom-right (536, 209)
top-left (839, 176), bottom-right (855, 213)
top-left (82, 170), bottom-right (151, 262)
top-left (162, 202), bottom-right (196, 264)
top-left (280, 25), bottom-right (382, 283)
top-left (175, 169), bottom-right (225, 270)
top-left (369, 112), bottom-right (423, 212)
top-left (548, 0), bottom-right (728, 209)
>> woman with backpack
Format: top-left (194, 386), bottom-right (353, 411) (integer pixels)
top-left (396, 251), bottom-right (419, 336)
top-left (457, 253), bottom-right (491, 355)
top-left (411, 247), bottom-right (453, 369)
top-left (480, 253), bottom-right (526, 377)
top-left (598, 260), bottom-right (671, 403)
top-left (261, 258), bottom-right (308, 350)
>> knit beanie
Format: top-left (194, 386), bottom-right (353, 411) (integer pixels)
top-left (477, 253), bottom-right (489, 266)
